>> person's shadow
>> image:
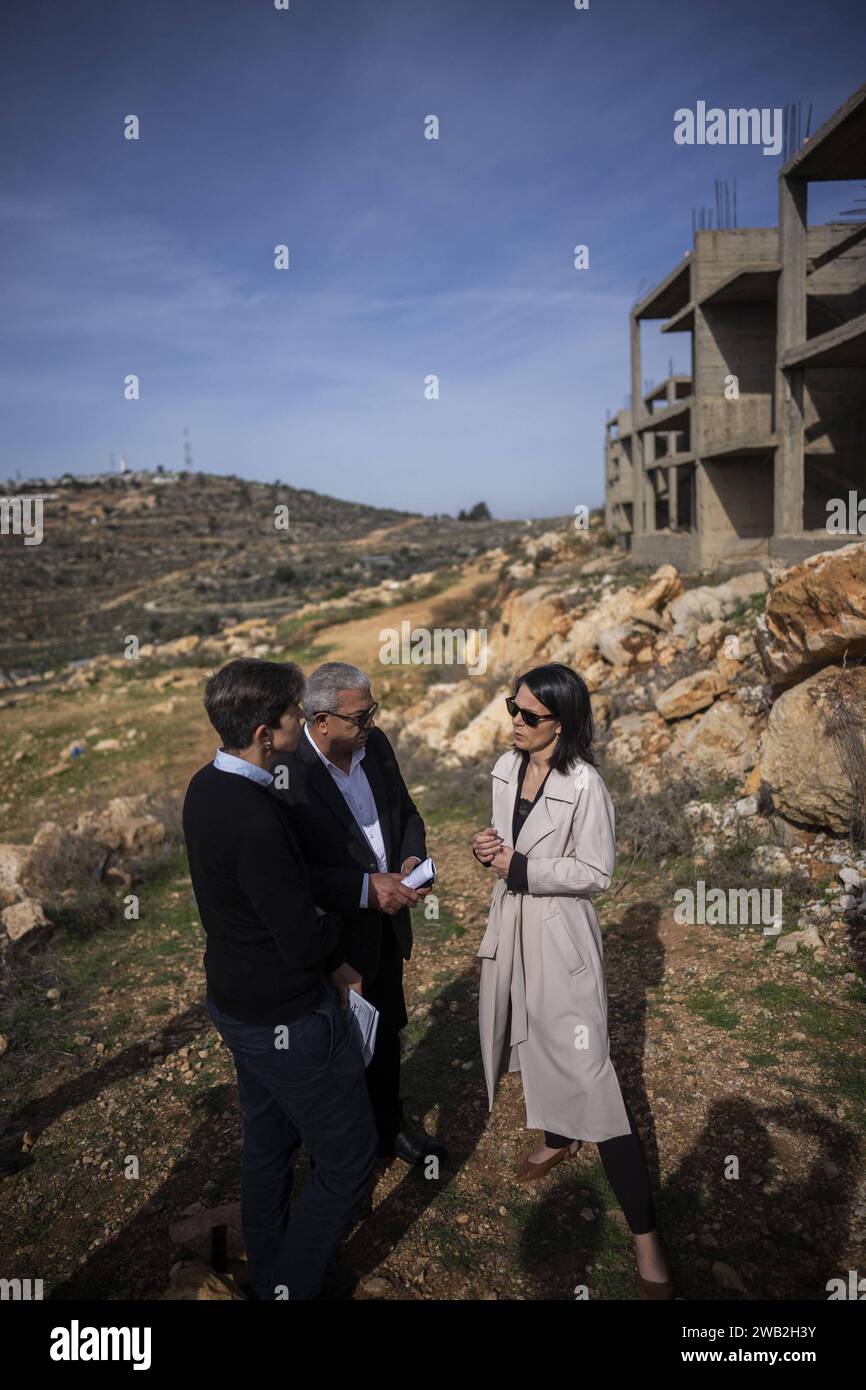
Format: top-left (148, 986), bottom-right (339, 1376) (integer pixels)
top-left (339, 949), bottom-right (490, 1286)
top-left (520, 898), bottom-right (862, 1300)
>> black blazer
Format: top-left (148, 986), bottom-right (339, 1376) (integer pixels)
top-left (183, 762), bottom-right (345, 1025)
top-left (271, 727), bottom-right (427, 983)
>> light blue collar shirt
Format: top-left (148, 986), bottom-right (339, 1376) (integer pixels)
top-left (213, 746), bottom-right (274, 787)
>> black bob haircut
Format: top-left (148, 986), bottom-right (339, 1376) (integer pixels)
top-left (204, 658), bottom-right (305, 752)
top-left (511, 662), bottom-right (596, 773)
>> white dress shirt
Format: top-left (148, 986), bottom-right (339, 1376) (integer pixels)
top-left (304, 722), bottom-right (388, 908)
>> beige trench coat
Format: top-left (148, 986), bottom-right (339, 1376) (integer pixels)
top-left (477, 750), bottom-right (631, 1141)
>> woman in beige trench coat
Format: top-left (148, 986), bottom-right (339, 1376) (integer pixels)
top-left (472, 663), bottom-right (674, 1299)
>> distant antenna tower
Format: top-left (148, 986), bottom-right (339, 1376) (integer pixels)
top-left (183, 427), bottom-right (193, 472)
top-left (119, 452), bottom-right (128, 474)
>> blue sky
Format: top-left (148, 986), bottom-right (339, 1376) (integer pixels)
top-left (1, 0), bottom-right (864, 517)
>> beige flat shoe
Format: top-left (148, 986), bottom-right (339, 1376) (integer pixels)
top-left (514, 1140), bottom-right (582, 1183)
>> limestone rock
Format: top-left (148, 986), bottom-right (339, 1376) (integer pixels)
top-left (606, 711), bottom-right (672, 774)
top-left (553, 565), bottom-right (681, 668)
top-left (413, 684), bottom-right (485, 751)
top-left (668, 572), bottom-right (768, 634)
top-left (596, 624), bottom-right (633, 667)
top-left (665, 699), bottom-right (758, 780)
top-left (73, 795), bottom-right (165, 854)
top-left (450, 690), bottom-right (513, 763)
top-left (489, 586), bottom-right (570, 675)
top-left (1, 898), bottom-right (52, 943)
top-left (755, 541), bottom-right (866, 688)
top-left (0, 845), bottom-right (30, 908)
top-left (655, 669), bottom-right (729, 721)
top-left (630, 563), bottom-right (683, 614)
top-left (161, 1259), bottom-right (245, 1300)
top-left (156, 633), bottom-right (201, 659)
top-left (758, 665), bottom-right (866, 833)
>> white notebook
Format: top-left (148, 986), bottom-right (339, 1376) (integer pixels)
top-left (401, 856), bottom-right (436, 889)
top-left (348, 988), bottom-right (379, 1067)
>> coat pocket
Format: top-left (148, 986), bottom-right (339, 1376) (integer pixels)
top-left (546, 910), bottom-right (589, 976)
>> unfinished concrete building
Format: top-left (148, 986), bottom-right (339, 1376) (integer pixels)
top-left (605, 80), bottom-right (866, 570)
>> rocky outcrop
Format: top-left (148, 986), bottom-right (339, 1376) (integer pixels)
top-left (755, 542), bottom-right (866, 689)
top-left (758, 665), bottom-right (866, 832)
top-left (488, 586), bottom-right (571, 675)
top-left (412, 684), bottom-right (487, 752)
top-left (0, 796), bottom-right (166, 943)
top-left (551, 564), bottom-right (681, 668)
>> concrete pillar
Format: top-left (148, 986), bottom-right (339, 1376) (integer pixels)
top-left (630, 314), bottom-right (642, 422)
top-left (669, 465), bottom-right (678, 529)
top-left (775, 176), bottom-right (807, 536)
top-left (642, 431), bottom-right (656, 532)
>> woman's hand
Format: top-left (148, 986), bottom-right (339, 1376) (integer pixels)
top-left (472, 826), bottom-right (502, 865)
top-left (488, 844), bottom-right (514, 879)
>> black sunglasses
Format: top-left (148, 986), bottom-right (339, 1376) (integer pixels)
top-left (316, 703), bottom-right (379, 729)
top-left (505, 696), bottom-right (557, 729)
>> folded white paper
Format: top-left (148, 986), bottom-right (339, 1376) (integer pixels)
top-left (401, 856), bottom-right (436, 890)
top-left (348, 987), bottom-right (379, 1067)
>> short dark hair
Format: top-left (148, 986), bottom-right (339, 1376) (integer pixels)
top-left (204, 658), bottom-right (305, 751)
top-left (512, 663), bottom-right (596, 773)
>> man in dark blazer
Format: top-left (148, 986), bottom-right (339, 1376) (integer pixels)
top-left (272, 660), bottom-right (447, 1167)
top-left (183, 657), bottom-right (379, 1300)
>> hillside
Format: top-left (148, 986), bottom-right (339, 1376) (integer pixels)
top-left (1, 515), bottom-right (865, 1302)
top-left (0, 470), bottom-right (540, 676)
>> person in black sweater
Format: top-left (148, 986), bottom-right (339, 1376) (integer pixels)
top-left (182, 657), bottom-right (378, 1301)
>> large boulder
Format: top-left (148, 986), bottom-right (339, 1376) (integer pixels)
top-left (665, 698), bottom-right (759, 780)
top-left (758, 665), bottom-right (866, 832)
top-left (755, 542), bottom-right (866, 689)
top-left (655, 669), bottom-right (729, 721)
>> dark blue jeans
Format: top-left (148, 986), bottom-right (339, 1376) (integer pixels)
top-left (207, 983), bottom-right (378, 1300)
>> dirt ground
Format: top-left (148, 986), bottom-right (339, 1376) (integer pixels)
top-left (2, 585), bottom-right (865, 1301)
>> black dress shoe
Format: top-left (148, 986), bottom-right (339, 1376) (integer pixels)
top-left (391, 1122), bottom-right (449, 1168)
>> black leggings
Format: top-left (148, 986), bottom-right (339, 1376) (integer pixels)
top-left (544, 1097), bottom-right (656, 1235)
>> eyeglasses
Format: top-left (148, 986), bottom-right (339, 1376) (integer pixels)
top-left (315, 703), bottom-right (379, 729)
top-left (505, 696), bottom-right (557, 729)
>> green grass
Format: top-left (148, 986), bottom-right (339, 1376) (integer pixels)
top-left (683, 978), bottom-right (742, 1031)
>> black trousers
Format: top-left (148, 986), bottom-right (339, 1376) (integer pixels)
top-left (544, 1097), bottom-right (656, 1235)
top-left (361, 917), bottom-right (406, 1149)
